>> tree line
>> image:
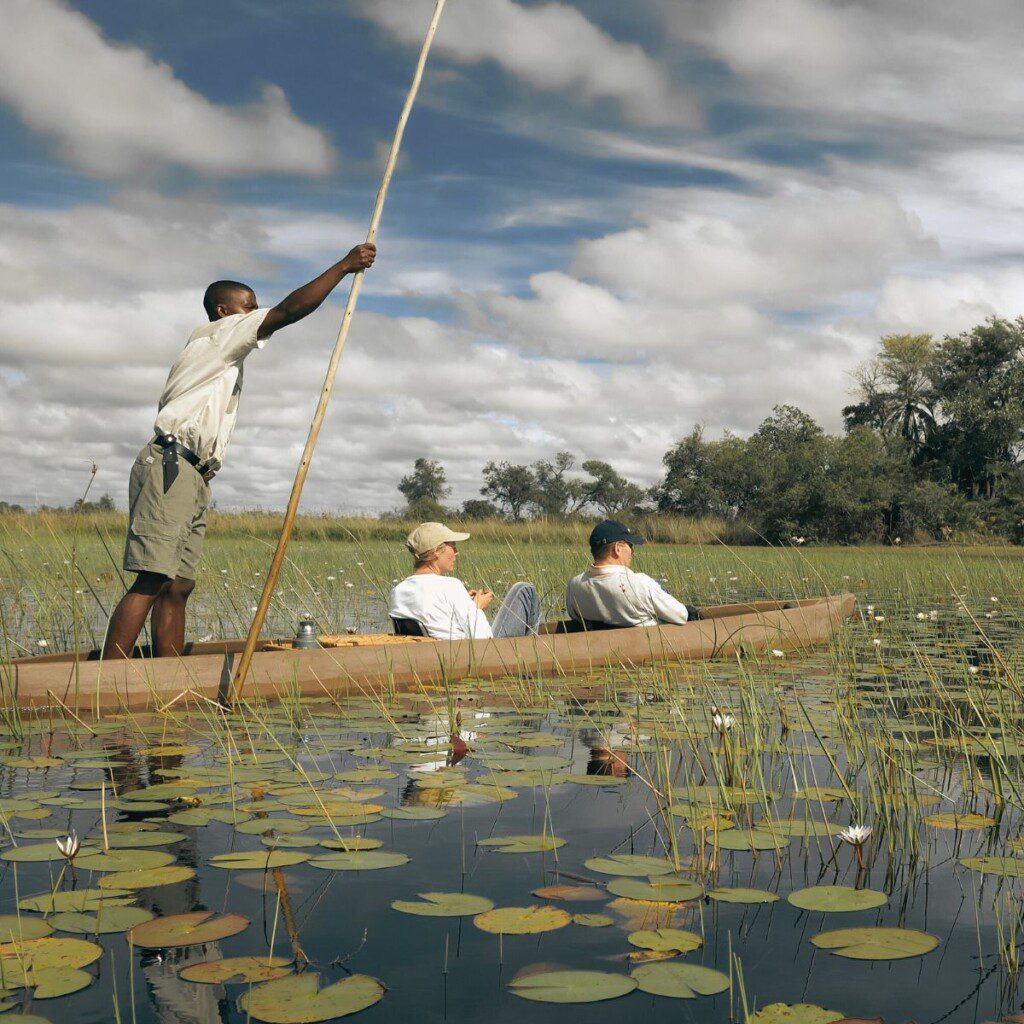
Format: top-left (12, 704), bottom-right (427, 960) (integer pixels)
top-left (398, 316), bottom-right (1024, 544)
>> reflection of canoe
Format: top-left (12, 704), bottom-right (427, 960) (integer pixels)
top-left (8, 594), bottom-right (855, 713)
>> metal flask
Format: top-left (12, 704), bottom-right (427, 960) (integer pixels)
top-left (293, 620), bottom-right (320, 649)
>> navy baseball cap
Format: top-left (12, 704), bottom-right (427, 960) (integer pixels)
top-left (589, 520), bottom-right (646, 551)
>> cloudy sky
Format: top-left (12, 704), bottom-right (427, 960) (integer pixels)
top-left (1, 0), bottom-right (1022, 511)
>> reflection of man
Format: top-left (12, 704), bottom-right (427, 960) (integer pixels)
top-left (580, 725), bottom-right (630, 777)
top-left (102, 242), bottom-right (377, 660)
top-left (566, 520), bottom-right (700, 628)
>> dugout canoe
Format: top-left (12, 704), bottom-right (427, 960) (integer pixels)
top-left (5, 593), bottom-right (855, 713)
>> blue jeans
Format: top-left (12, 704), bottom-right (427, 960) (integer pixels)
top-left (491, 582), bottom-right (542, 638)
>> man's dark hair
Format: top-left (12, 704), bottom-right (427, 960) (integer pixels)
top-left (203, 280), bottom-right (252, 320)
top-left (591, 540), bottom-right (619, 560)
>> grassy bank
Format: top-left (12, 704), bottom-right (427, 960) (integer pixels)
top-left (0, 508), bottom-right (754, 545)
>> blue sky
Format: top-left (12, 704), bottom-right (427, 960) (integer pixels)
top-left (1, 0), bottom-right (1023, 510)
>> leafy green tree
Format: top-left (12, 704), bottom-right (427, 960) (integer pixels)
top-left (460, 499), bottom-right (500, 520)
top-left (481, 461), bottom-right (534, 521)
top-left (744, 406), bottom-right (829, 542)
top-left (925, 317), bottom-right (1024, 498)
top-left (844, 334), bottom-right (936, 453)
top-left (581, 460), bottom-right (646, 517)
top-left (654, 426), bottom-right (749, 518)
top-left (398, 458), bottom-right (450, 520)
top-left (531, 452), bottom-right (588, 518)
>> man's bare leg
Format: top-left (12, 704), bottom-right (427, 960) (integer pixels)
top-left (151, 577), bottom-right (196, 657)
top-left (102, 572), bottom-right (170, 659)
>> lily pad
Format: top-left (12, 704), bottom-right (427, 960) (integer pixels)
top-left (708, 887), bottom-right (780, 904)
top-left (565, 773), bottom-right (629, 786)
top-left (478, 835), bottom-right (565, 854)
top-left (788, 886), bottom-right (887, 913)
top-left (29, 966), bottom-right (94, 998)
top-left (179, 956), bottom-right (294, 984)
top-left (532, 884), bottom-right (606, 901)
top-left (572, 913), bottom-right (613, 927)
top-left (474, 906), bottom-right (572, 935)
top-left (627, 927), bottom-right (702, 953)
top-left (924, 812), bottom-right (995, 830)
top-left (605, 877), bottom-right (702, 903)
top-left (98, 865), bottom-right (196, 890)
top-left (50, 906), bottom-right (155, 934)
top-left (748, 1005), bottom-right (844, 1023)
top-left (0, 917), bottom-right (53, 940)
top-left (378, 807), bottom-right (445, 821)
top-left (209, 851), bottom-right (310, 871)
top-left (75, 849), bottom-right (175, 873)
top-left (810, 926), bottom-right (939, 960)
top-left (508, 969), bottom-right (636, 1004)
top-left (0, 936), bottom-right (102, 971)
top-left (308, 851), bottom-right (409, 871)
top-left (630, 962), bottom-right (730, 998)
top-left (168, 808), bottom-right (253, 827)
top-left (235, 818), bottom-right (310, 836)
top-left (961, 856), bottom-right (1024, 877)
top-left (19, 889), bottom-right (135, 913)
top-left (129, 911), bottom-right (249, 948)
top-left (1, 844), bottom-right (66, 864)
top-left (584, 854), bottom-right (676, 877)
top-left (106, 829), bottom-right (187, 848)
top-left (318, 837), bottom-right (382, 852)
top-left (391, 893), bottom-right (494, 917)
top-left (238, 972), bottom-right (384, 1022)
top-left (707, 829), bottom-right (783, 851)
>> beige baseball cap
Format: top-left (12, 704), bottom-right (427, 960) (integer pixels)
top-left (405, 522), bottom-right (471, 558)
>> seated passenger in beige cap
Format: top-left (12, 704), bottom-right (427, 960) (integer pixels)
top-left (388, 522), bottom-right (541, 640)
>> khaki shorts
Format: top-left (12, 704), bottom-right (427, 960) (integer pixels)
top-left (123, 442), bottom-right (210, 581)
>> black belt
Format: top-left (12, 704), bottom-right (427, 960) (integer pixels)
top-left (154, 434), bottom-right (209, 492)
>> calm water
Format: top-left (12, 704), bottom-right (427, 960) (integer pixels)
top-left (0, 626), bottom-right (1020, 1024)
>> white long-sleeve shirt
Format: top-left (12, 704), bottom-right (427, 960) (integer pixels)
top-left (388, 574), bottom-right (493, 640)
top-left (565, 564), bottom-right (690, 627)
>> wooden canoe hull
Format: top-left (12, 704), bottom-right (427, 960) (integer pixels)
top-left (5, 594), bottom-right (855, 713)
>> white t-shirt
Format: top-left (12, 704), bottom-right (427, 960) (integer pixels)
top-left (388, 574), bottom-right (493, 640)
top-left (565, 564), bottom-right (690, 627)
top-left (154, 308), bottom-right (271, 471)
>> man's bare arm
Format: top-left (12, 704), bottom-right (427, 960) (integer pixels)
top-left (257, 243), bottom-right (377, 340)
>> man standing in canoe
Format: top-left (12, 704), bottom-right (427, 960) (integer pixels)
top-left (102, 243), bottom-right (378, 660)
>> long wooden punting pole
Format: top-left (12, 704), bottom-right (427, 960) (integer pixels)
top-left (231, 0), bottom-right (448, 701)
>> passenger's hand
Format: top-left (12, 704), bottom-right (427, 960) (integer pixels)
top-left (341, 243), bottom-right (377, 273)
top-left (469, 588), bottom-right (494, 611)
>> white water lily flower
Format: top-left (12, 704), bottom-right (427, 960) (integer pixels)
top-left (37, 640), bottom-right (48, 648)
top-left (968, 666), bottom-right (979, 675)
top-left (874, 615), bottom-right (885, 623)
top-left (711, 707), bottom-right (735, 732)
top-left (872, 638), bottom-right (882, 647)
top-left (866, 605), bottom-right (874, 615)
top-left (916, 613), bottom-right (926, 620)
top-left (55, 831), bottom-right (80, 860)
top-left (929, 610), bottom-right (939, 621)
top-left (991, 596), bottom-right (1000, 603)
top-left (771, 649), bottom-right (785, 658)
top-left (839, 824), bottom-right (872, 846)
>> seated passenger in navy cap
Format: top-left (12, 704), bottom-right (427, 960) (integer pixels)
top-left (565, 520), bottom-right (701, 629)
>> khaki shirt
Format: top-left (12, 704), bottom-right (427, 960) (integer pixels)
top-left (153, 308), bottom-right (270, 471)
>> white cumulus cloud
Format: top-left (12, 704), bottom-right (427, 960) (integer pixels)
top-left (0, 0), bottom-right (335, 178)
top-left (358, 0), bottom-right (696, 128)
